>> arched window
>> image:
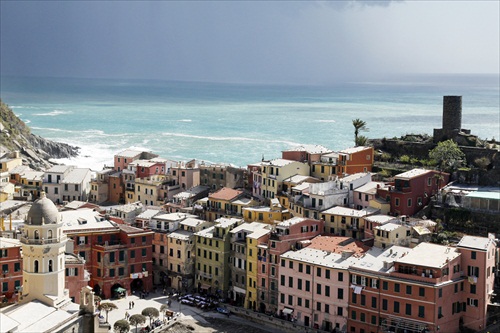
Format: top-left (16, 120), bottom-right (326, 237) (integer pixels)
top-left (48, 230), bottom-right (53, 239)
top-left (49, 260), bottom-right (53, 272)
top-left (34, 260), bottom-right (39, 273)
top-left (34, 230), bottom-right (40, 239)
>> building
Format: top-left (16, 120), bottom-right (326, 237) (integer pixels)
top-left (0, 237), bottom-right (22, 305)
top-left (376, 168), bottom-right (450, 216)
top-left (279, 235), bottom-right (369, 331)
top-left (257, 159), bottom-right (310, 201)
top-left (61, 208), bottom-right (154, 299)
top-left (206, 187), bottom-right (247, 222)
top-left (246, 224), bottom-right (271, 311)
top-left (199, 163), bottom-right (247, 190)
top-left (228, 222), bottom-right (269, 308)
top-left (321, 206), bottom-right (379, 239)
top-left (242, 198), bottom-right (290, 224)
top-left (113, 149), bottom-right (158, 172)
top-left (281, 144), bottom-right (332, 166)
top-left (265, 217), bottom-right (324, 316)
top-left (194, 217), bottom-right (242, 297)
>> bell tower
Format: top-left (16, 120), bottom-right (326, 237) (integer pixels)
top-left (20, 192), bottom-right (70, 308)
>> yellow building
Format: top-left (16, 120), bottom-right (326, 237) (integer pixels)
top-left (206, 187), bottom-right (248, 222)
top-left (244, 223), bottom-right (270, 310)
top-left (135, 175), bottom-right (168, 206)
top-left (194, 217), bottom-right (242, 296)
top-left (242, 198), bottom-right (290, 224)
top-left (374, 222), bottom-right (412, 249)
top-left (0, 152), bottom-right (22, 173)
top-left (320, 206), bottom-right (379, 240)
top-left (20, 170), bottom-right (44, 199)
top-left (259, 159), bottom-right (310, 201)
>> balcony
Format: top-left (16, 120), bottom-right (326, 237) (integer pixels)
top-left (21, 237), bottom-right (65, 245)
top-left (198, 272), bottom-right (212, 279)
top-left (94, 240), bottom-right (126, 249)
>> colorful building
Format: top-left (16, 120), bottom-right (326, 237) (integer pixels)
top-left (376, 168), bottom-right (449, 217)
top-left (0, 237), bottom-right (22, 305)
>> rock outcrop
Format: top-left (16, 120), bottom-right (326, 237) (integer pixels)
top-left (0, 99), bottom-right (79, 170)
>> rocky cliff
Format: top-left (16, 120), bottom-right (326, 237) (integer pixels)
top-left (0, 99), bottom-right (79, 170)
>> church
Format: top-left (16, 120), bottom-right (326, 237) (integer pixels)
top-left (0, 192), bottom-right (102, 333)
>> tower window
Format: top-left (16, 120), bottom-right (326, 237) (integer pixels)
top-left (34, 260), bottom-right (39, 273)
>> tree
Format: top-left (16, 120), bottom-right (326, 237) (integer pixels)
top-left (129, 314), bottom-right (146, 333)
top-left (98, 302), bottom-right (118, 323)
top-left (352, 118), bottom-right (369, 146)
top-left (113, 319), bottom-right (130, 333)
top-left (142, 307), bottom-right (160, 326)
top-left (429, 139), bottom-right (465, 173)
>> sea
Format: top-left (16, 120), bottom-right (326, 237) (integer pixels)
top-left (1, 74), bottom-right (498, 171)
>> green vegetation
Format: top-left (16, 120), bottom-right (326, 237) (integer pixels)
top-left (428, 139), bottom-right (465, 173)
top-left (352, 118), bottom-right (369, 146)
top-left (98, 302), bottom-right (118, 323)
top-left (129, 314), bottom-right (146, 333)
top-left (0, 99), bottom-right (31, 150)
top-left (113, 319), bottom-right (130, 333)
top-left (141, 307), bottom-right (160, 326)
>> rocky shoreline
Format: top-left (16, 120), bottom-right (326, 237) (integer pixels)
top-left (0, 100), bottom-right (80, 170)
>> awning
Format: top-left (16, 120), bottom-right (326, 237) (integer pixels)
top-left (233, 286), bottom-right (246, 294)
top-left (283, 307), bottom-right (294, 315)
top-left (200, 284), bottom-right (211, 290)
top-left (114, 287), bottom-right (127, 293)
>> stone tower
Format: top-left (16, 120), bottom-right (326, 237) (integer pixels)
top-left (433, 96), bottom-right (471, 143)
top-left (20, 192), bottom-right (70, 308)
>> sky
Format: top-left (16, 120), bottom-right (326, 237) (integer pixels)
top-left (1, 1), bottom-right (499, 84)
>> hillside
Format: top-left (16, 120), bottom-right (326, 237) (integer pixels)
top-left (0, 99), bottom-right (79, 170)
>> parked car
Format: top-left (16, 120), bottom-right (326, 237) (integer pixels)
top-left (216, 307), bottom-right (230, 315)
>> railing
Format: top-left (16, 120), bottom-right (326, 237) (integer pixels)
top-left (198, 272), bottom-right (212, 279)
top-left (20, 237), bottom-right (65, 245)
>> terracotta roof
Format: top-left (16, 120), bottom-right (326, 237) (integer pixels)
top-left (209, 187), bottom-right (243, 201)
top-left (307, 235), bottom-right (370, 257)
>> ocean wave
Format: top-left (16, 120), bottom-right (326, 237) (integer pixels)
top-left (316, 119), bottom-right (336, 123)
top-left (178, 119), bottom-right (192, 122)
top-left (30, 126), bottom-right (131, 137)
top-left (23, 119), bottom-right (31, 124)
top-left (10, 105), bottom-right (39, 109)
top-left (161, 132), bottom-right (300, 146)
top-left (33, 110), bottom-right (73, 116)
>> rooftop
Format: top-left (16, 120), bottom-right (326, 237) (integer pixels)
top-left (136, 209), bottom-right (162, 220)
top-left (45, 165), bottom-right (73, 173)
top-left (284, 144), bottom-right (331, 154)
top-left (168, 229), bottom-right (192, 241)
top-left (396, 168), bottom-right (432, 180)
top-left (61, 208), bottom-right (115, 232)
top-left (209, 187), bottom-right (243, 201)
top-left (397, 242), bottom-right (460, 268)
top-left (465, 191), bottom-right (500, 200)
top-left (322, 206), bottom-right (379, 217)
top-left (0, 237), bottom-right (21, 249)
top-left (376, 222), bottom-right (406, 232)
top-left (341, 172), bottom-right (371, 182)
top-left (116, 149), bottom-right (144, 158)
top-left (61, 168), bottom-right (91, 184)
top-left (339, 146), bottom-right (371, 154)
top-left (307, 235), bottom-right (370, 257)
top-left (457, 235), bottom-right (495, 251)
top-left (349, 245), bottom-right (409, 273)
top-left (262, 158), bottom-right (297, 167)
top-left (277, 216), bottom-right (307, 227)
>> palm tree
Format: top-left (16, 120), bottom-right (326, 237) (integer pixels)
top-left (352, 118), bottom-right (369, 146)
top-left (129, 314), bottom-right (146, 333)
top-left (98, 302), bottom-right (118, 323)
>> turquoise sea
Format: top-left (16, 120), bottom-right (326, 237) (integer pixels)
top-left (1, 74), bottom-right (498, 170)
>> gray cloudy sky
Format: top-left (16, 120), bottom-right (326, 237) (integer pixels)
top-left (1, 1), bottom-right (498, 84)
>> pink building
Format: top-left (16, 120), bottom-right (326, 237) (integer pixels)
top-left (113, 149), bottom-right (158, 172)
top-left (279, 235), bottom-right (369, 331)
top-left (353, 181), bottom-right (385, 210)
top-left (263, 217), bottom-right (324, 316)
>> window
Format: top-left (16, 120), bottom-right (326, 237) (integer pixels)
top-left (406, 285), bottom-right (412, 295)
top-left (305, 299), bottom-right (310, 308)
top-left (298, 279), bottom-right (302, 290)
top-left (394, 301), bottom-right (400, 313)
top-left (289, 277), bottom-right (293, 288)
top-left (383, 281), bottom-right (388, 290)
top-left (297, 297), bottom-right (302, 306)
top-left (305, 280), bottom-right (310, 292)
top-left (280, 275), bottom-right (285, 286)
top-left (325, 285), bottom-right (330, 297)
top-left (317, 283), bottom-right (322, 295)
top-left (289, 261), bottom-right (293, 269)
top-left (338, 272), bottom-right (343, 281)
top-left (325, 304), bottom-right (330, 314)
top-left (419, 287), bottom-right (425, 297)
top-left (306, 265), bottom-right (311, 274)
top-left (395, 198), bottom-right (400, 207)
top-left (326, 269), bottom-right (330, 279)
top-left (288, 295), bottom-right (293, 306)
top-left (109, 268), bottom-right (115, 277)
top-left (382, 299), bottom-right (388, 311)
top-left (372, 297), bottom-right (377, 308)
top-left (470, 284), bottom-right (476, 294)
top-left (130, 250), bottom-right (135, 258)
top-left (394, 283), bottom-right (400, 292)
top-left (281, 259), bottom-right (285, 267)
top-left (471, 251), bottom-right (476, 260)
top-left (317, 267), bottom-right (322, 277)
top-left (317, 302), bottom-right (322, 311)
top-left (438, 288), bottom-right (442, 298)
top-left (418, 306), bottom-right (425, 318)
top-left (338, 288), bottom-right (344, 300)
top-left (407, 198), bottom-right (412, 207)
top-left (351, 310), bottom-right (356, 320)
top-left (338, 307), bottom-right (343, 316)
top-left (142, 248), bottom-right (146, 256)
top-left (406, 303), bottom-right (412, 316)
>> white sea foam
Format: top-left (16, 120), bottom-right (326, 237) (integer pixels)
top-left (160, 132), bottom-right (300, 146)
top-left (316, 120), bottom-right (336, 123)
top-left (50, 142), bottom-right (115, 171)
top-left (178, 119), bottom-right (192, 122)
top-left (33, 110), bottom-right (73, 116)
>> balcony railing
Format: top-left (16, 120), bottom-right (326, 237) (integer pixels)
top-left (20, 237), bottom-right (65, 245)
